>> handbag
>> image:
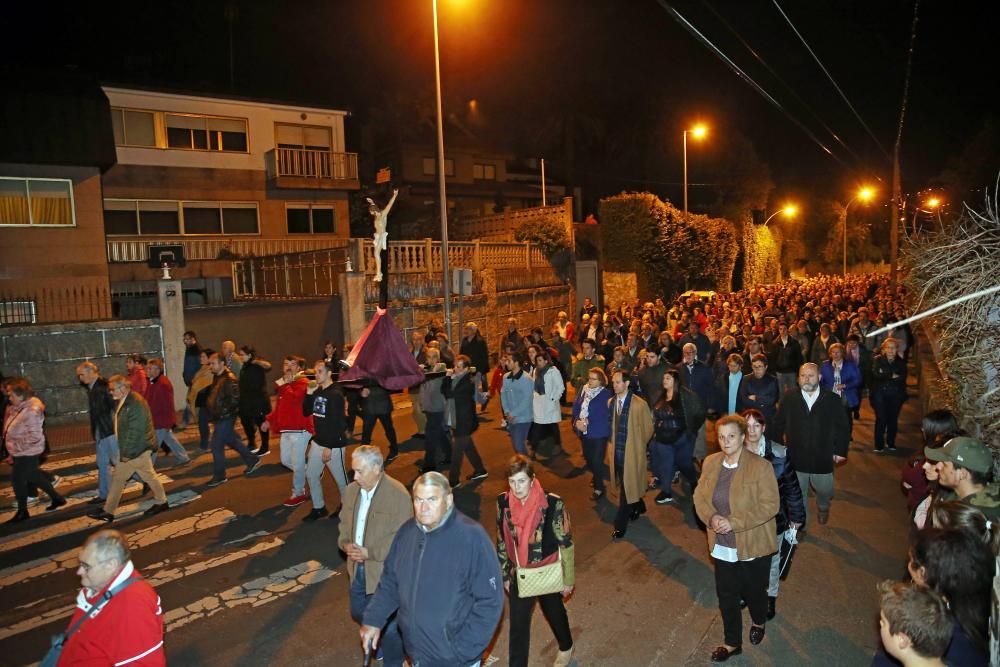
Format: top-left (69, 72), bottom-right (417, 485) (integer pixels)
top-left (510, 498), bottom-right (564, 598)
top-left (41, 576), bottom-right (138, 667)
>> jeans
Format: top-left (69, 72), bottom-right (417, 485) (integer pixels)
top-left (508, 578), bottom-right (573, 667)
top-left (580, 436), bottom-right (608, 492)
top-left (279, 430), bottom-right (311, 497)
top-left (448, 434), bottom-right (486, 485)
top-left (714, 555), bottom-right (771, 648)
top-left (650, 433), bottom-right (698, 498)
top-left (507, 421), bottom-right (531, 456)
top-left (155, 428), bottom-right (191, 463)
top-left (95, 434), bottom-right (119, 500)
top-left (306, 445), bottom-right (349, 510)
top-left (871, 389), bottom-right (904, 450)
top-left (104, 450), bottom-right (167, 514)
top-left (423, 411), bottom-right (448, 472)
top-left (350, 563), bottom-right (403, 667)
top-left (210, 417), bottom-right (258, 480)
top-left (197, 408), bottom-right (211, 449)
top-left (362, 412), bottom-right (398, 450)
top-left (796, 471), bottom-right (835, 526)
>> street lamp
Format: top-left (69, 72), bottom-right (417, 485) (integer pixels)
top-left (432, 0), bottom-right (452, 339)
top-left (911, 195), bottom-right (943, 233)
top-left (764, 204), bottom-right (798, 226)
top-left (843, 187), bottom-right (874, 276)
top-left (683, 124), bottom-right (708, 216)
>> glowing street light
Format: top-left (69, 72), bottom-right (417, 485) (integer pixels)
top-left (911, 195), bottom-right (944, 233)
top-left (683, 123), bottom-right (708, 215)
top-left (843, 186), bottom-right (875, 276)
top-left (764, 204), bottom-right (798, 226)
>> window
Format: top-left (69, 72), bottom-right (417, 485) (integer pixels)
top-left (110, 107), bottom-right (250, 152)
top-left (275, 124), bottom-right (332, 151)
top-left (422, 157), bottom-right (454, 176)
top-left (0, 177), bottom-right (75, 226)
top-left (473, 163), bottom-right (496, 180)
top-left (0, 300), bottom-right (36, 325)
top-left (111, 108), bottom-right (156, 147)
top-left (103, 199), bottom-right (259, 235)
top-left (286, 204), bottom-right (336, 234)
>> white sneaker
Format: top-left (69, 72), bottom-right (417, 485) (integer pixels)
top-left (51, 476), bottom-right (64, 489)
top-left (26, 496), bottom-right (41, 507)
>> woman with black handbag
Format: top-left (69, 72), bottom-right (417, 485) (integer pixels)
top-left (496, 455), bottom-right (575, 667)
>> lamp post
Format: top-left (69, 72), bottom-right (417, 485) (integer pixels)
top-left (911, 196), bottom-right (942, 234)
top-left (682, 124), bottom-right (707, 215)
top-left (763, 204), bottom-right (798, 226)
top-left (432, 0), bottom-right (452, 340)
top-left (843, 187), bottom-right (874, 276)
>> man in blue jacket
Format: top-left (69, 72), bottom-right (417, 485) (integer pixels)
top-left (361, 471), bottom-right (503, 666)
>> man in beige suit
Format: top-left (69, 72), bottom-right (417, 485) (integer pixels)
top-left (339, 445), bottom-right (412, 665)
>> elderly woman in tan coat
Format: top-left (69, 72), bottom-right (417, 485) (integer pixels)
top-left (694, 414), bottom-right (779, 663)
top-left (606, 369), bottom-right (654, 540)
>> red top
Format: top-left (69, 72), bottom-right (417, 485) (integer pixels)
top-left (266, 376), bottom-right (315, 433)
top-left (59, 564), bottom-right (165, 667)
top-left (145, 375), bottom-right (176, 430)
top-left (128, 366), bottom-right (149, 398)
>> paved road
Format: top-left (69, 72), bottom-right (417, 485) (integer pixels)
top-left (0, 386), bottom-right (922, 666)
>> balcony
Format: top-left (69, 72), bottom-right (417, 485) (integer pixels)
top-left (107, 237), bottom-right (350, 263)
top-left (265, 148), bottom-right (360, 190)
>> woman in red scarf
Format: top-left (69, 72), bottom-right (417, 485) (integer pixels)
top-left (496, 455), bottom-right (575, 667)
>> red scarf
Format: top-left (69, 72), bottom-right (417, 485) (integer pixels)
top-left (506, 478), bottom-right (548, 568)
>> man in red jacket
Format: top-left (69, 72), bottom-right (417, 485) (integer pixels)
top-left (145, 359), bottom-right (191, 466)
top-left (59, 529), bottom-right (165, 666)
top-left (262, 355), bottom-right (315, 508)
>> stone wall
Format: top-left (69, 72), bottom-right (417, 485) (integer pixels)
top-left (0, 319), bottom-right (163, 423)
top-left (603, 271), bottom-right (637, 310)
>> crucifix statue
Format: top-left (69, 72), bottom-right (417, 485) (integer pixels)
top-left (367, 188), bottom-right (399, 284)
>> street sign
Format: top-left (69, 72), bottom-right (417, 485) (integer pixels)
top-left (453, 268), bottom-right (473, 296)
top-left (376, 167), bottom-right (391, 184)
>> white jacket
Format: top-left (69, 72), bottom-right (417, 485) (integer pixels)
top-left (531, 365), bottom-right (564, 424)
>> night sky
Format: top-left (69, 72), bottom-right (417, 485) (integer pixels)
top-left (6, 0), bottom-right (997, 214)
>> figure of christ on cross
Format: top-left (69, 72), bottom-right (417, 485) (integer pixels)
top-left (367, 188), bottom-right (399, 283)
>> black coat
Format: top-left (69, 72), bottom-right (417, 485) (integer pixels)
top-left (459, 334), bottom-right (490, 374)
top-left (768, 337), bottom-right (804, 374)
top-left (303, 384), bottom-right (346, 448)
top-left (770, 389), bottom-right (850, 474)
top-left (238, 361), bottom-right (270, 417)
top-left (442, 372), bottom-right (478, 436)
top-left (85, 377), bottom-right (115, 440)
top-left (736, 374), bottom-right (781, 423)
top-left (759, 439), bottom-right (807, 533)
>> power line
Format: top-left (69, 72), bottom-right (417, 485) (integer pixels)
top-left (699, 0), bottom-right (866, 165)
top-left (771, 0), bottom-right (892, 161)
top-left (656, 0), bottom-right (853, 170)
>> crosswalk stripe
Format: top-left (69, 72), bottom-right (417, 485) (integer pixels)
top-left (0, 471), bottom-right (173, 501)
top-left (41, 454), bottom-right (98, 471)
top-left (0, 531), bottom-right (284, 641)
top-left (0, 489), bottom-right (201, 555)
top-left (164, 560), bottom-right (338, 632)
top-left (0, 478), bottom-right (171, 523)
top-left (0, 508), bottom-right (237, 589)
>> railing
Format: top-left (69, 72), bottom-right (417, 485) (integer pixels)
top-left (349, 238), bottom-right (551, 276)
top-left (494, 266), bottom-right (563, 292)
top-left (451, 197), bottom-right (574, 242)
top-left (232, 247), bottom-right (348, 300)
top-left (107, 237), bottom-right (349, 263)
top-left (265, 148), bottom-right (359, 182)
top-left (1, 285), bottom-right (113, 325)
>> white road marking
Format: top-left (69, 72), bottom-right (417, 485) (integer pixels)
top-left (0, 508), bottom-right (237, 589)
top-left (0, 472), bottom-right (172, 501)
top-left (0, 479), bottom-right (165, 522)
top-left (164, 560), bottom-right (338, 632)
top-left (0, 489), bottom-right (201, 555)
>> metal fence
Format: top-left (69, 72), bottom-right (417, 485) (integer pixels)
top-left (232, 247), bottom-right (348, 300)
top-left (0, 285), bottom-right (113, 325)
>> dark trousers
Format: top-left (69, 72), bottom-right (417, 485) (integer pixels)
top-left (240, 412), bottom-right (269, 452)
top-left (508, 578), bottom-right (573, 667)
top-left (423, 411), bottom-right (447, 472)
top-left (13, 455), bottom-right (60, 512)
top-left (528, 421), bottom-right (562, 450)
top-left (350, 563), bottom-right (403, 666)
top-left (714, 555), bottom-right (771, 648)
top-left (448, 434), bottom-right (486, 485)
top-left (650, 434), bottom-right (698, 497)
top-left (197, 407), bottom-right (211, 449)
top-left (871, 390), bottom-right (904, 449)
top-left (210, 417), bottom-right (257, 479)
top-left (361, 412), bottom-right (398, 450)
top-left (345, 389), bottom-right (361, 434)
top-left (581, 436), bottom-right (608, 493)
top-left (613, 488), bottom-right (645, 532)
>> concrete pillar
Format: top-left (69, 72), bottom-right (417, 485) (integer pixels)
top-left (157, 279), bottom-right (187, 411)
top-left (339, 271), bottom-right (367, 344)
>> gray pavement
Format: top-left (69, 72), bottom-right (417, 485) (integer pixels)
top-left (0, 381), bottom-right (921, 666)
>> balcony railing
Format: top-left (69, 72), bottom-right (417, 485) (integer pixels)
top-left (107, 237), bottom-right (349, 263)
top-left (265, 148), bottom-right (359, 188)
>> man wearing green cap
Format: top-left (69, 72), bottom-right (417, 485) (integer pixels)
top-left (925, 436), bottom-right (1000, 521)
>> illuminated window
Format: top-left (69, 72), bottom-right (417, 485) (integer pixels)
top-left (0, 177), bottom-right (75, 226)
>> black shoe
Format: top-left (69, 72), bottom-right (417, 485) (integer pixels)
top-left (245, 457), bottom-right (263, 476)
top-left (46, 497), bottom-right (67, 512)
top-left (385, 449), bottom-right (399, 464)
top-left (612, 529), bottom-right (626, 540)
top-left (629, 508), bottom-right (642, 521)
top-left (5, 510), bottom-right (29, 524)
top-left (139, 483), bottom-right (151, 498)
top-left (655, 491), bottom-right (674, 505)
top-left (467, 471), bottom-right (488, 482)
top-left (711, 645), bottom-right (742, 662)
top-left (303, 508), bottom-right (328, 521)
top-left (749, 625), bottom-right (765, 645)
top-left (207, 477), bottom-right (228, 487)
top-left (143, 502), bottom-right (169, 517)
top-left (412, 433), bottom-right (425, 439)
top-left (767, 596), bottom-right (776, 620)
top-left (87, 509), bottom-right (114, 523)
top-left (87, 496), bottom-right (106, 505)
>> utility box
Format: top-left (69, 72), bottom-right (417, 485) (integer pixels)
top-left (453, 268), bottom-right (473, 296)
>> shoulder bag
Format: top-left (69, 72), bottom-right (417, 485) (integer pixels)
top-left (511, 496), bottom-right (564, 598)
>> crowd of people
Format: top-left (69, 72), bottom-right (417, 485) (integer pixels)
top-left (2, 273), bottom-right (998, 666)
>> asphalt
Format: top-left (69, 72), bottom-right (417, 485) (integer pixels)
top-left (0, 379), bottom-right (922, 667)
